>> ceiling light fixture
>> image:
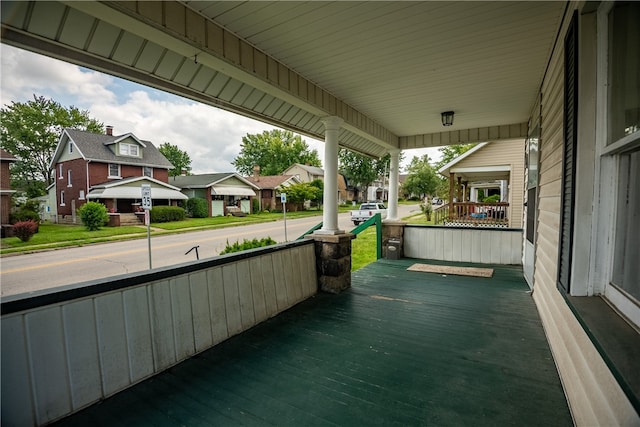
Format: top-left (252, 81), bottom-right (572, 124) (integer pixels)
top-left (441, 111), bottom-right (454, 126)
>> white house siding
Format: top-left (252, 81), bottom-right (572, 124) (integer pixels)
top-left (453, 139), bottom-right (525, 228)
top-left (531, 3), bottom-right (638, 425)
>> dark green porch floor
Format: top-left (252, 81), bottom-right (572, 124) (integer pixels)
top-left (55, 259), bottom-right (572, 426)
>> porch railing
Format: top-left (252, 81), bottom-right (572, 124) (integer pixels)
top-left (434, 202), bottom-right (509, 227)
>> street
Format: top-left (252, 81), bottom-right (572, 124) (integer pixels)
top-left (1, 204), bottom-right (420, 296)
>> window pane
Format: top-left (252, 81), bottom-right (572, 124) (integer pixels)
top-left (608, 2), bottom-right (640, 143)
top-left (130, 145), bottom-right (139, 156)
top-left (612, 149), bottom-right (640, 302)
top-left (109, 164), bottom-right (119, 176)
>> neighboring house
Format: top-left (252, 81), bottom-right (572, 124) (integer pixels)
top-left (437, 139), bottom-right (525, 228)
top-left (170, 173), bottom-right (259, 216)
top-left (337, 173), bottom-right (356, 204)
top-left (0, 149), bottom-right (17, 233)
top-left (282, 163), bottom-right (324, 183)
top-left (49, 126), bottom-right (185, 224)
top-left (245, 174), bottom-right (301, 212)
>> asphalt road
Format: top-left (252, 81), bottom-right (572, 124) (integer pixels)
top-left (0, 204), bottom-right (420, 297)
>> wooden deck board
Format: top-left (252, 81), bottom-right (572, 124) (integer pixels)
top-left (54, 258), bottom-right (572, 426)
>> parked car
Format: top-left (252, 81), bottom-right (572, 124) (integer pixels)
top-left (350, 202), bottom-right (387, 225)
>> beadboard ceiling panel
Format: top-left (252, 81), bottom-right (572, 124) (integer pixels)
top-left (1, 1), bottom-right (565, 158)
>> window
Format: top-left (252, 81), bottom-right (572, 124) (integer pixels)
top-left (119, 143), bottom-right (139, 157)
top-left (60, 191), bottom-right (65, 206)
top-left (607, 2), bottom-right (640, 309)
top-left (109, 163), bottom-right (121, 178)
top-left (79, 190), bottom-right (85, 200)
top-left (69, 142), bottom-right (73, 153)
top-left (143, 166), bottom-right (153, 178)
top-left (67, 169), bottom-right (72, 186)
top-left (59, 164), bottom-right (63, 179)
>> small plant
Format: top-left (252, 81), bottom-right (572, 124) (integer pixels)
top-left (13, 220), bottom-right (39, 242)
top-left (78, 201), bottom-right (109, 231)
top-left (219, 237), bottom-right (277, 255)
top-left (10, 199), bottom-right (41, 224)
top-left (483, 194), bottom-right (501, 203)
top-left (420, 202), bottom-right (433, 221)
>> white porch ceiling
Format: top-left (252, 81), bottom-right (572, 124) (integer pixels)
top-left (1, 1), bottom-right (565, 158)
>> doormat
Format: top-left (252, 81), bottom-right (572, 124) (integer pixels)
top-left (407, 263), bottom-right (494, 278)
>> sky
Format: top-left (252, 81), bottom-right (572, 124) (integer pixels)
top-left (1, 44), bottom-right (440, 175)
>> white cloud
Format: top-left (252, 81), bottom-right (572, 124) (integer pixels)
top-left (1, 45), bottom-right (438, 175)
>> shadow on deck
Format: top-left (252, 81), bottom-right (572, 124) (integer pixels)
top-left (54, 258), bottom-right (572, 426)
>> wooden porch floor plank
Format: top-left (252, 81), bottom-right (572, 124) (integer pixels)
top-left (54, 258), bottom-right (572, 426)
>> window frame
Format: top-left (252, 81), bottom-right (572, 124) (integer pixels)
top-left (67, 169), bottom-right (72, 187)
top-left (60, 190), bottom-right (65, 207)
top-left (108, 163), bottom-right (121, 178)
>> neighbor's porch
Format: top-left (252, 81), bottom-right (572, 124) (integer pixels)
top-left (51, 257), bottom-right (571, 426)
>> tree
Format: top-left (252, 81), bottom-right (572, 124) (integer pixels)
top-left (338, 149), bottom-right (397, 201)
top-left (0, 95), bottom-right (103, 197)
top-left (278, 181), bottom-right (320, 206)
top-left (401, 155), bottom-right (440, 200)
top-left (435, 143), bottom-right (477, 170)
top-left (159, 142), bottom-right (192, 176)
top-left (232, 130), bottom-right (321, 176)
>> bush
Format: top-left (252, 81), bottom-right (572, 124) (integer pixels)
top-left (13, 220), bottom-right (39, 242)
top-left (252, 198), bottom-right (260, 214)
top-left (149, 206), bottom-right (186, 223)
top-left (186, 198), bottom-right (208, 218)
top-left (219, 237), bottom-right (277, 255)
top-left (78, 201), bottom-right (109, 231)
top-left (10, 199), bottom-right (41, 224)
top-left (483, 194), bottom-right (501, 203)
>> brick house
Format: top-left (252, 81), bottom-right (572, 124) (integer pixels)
top-left (49, 126), bottom-right (186, 223)
top-left (0, 149), bottom-right (18, 232)
top-left (245, 174), bottom-right (301, 211)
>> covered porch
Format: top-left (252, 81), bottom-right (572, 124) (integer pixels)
top-left (52, 258), bottom-right (571, 426)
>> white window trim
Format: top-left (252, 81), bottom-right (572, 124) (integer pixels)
top-left (67, 169), bottom-right (72, 187)
top-left (108, 163), bottom-right (121, 179)
top-left (59, 164), bottom-right (63, 179)
top-left (585, 1), bottom-right (640, 326)
top-left (79, 190), bottom-right (85, 200)
top-left (60, 190), bottom-right (65, 207)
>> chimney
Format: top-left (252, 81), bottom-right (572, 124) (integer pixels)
top-left (253, 165), bottom-right (260, 182)
top-left (106, 125), bottom-right (113, 136)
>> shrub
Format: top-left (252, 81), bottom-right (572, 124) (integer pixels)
top-left (13, 220), bottom-right (39, 242)
top-left (149, 206), bottom-right (186, 223)
top-left (10, 199), bottom-right (41, 224)
top-left (186, 198), bottom-right (208, 218)
top-left (78, 201), bottom-right (109, 231)
top-left (483, 194), bottom-right (501, 203)
top-left (252, 198), bottom-right (259, 214)
top-left (219, 237), bottom-right (277, 255)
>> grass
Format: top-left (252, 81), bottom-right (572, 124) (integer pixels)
top-left (351, 226), bottom-right (377, 271)
top-left (0, 223), bottom-right (148, 254)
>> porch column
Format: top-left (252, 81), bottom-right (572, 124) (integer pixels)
top-left (385, 149), bottom-right (401, 221)
top-left (318, 116), bottom-right (344, 234)
top-left (449, 173), bottom-right (455, 219)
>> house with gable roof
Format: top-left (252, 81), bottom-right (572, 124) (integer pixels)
top-left (245, 174), bottom-right (301, 211)
top-left (170, 173), bottom-right (259, 216)
top-left (49, 126), bottom-right (187, 224)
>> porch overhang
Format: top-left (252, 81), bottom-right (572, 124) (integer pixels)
top-left (87, 187), bottom-right (188, 200)
top-left (211, 186), bottom-right (256, 197)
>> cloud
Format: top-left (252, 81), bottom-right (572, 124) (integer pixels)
top-left (1, 45), bottom-right (438, 174)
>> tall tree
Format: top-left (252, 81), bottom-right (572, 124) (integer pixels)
top-left (232, 129), bottom-right (321, 176)
top-left (159, 142), bottom-right (192, 176)
top-left (401, 155), bottom-right (440, 200)
top-left (0, 95), bottom-right (103, 196)
top-left (338, 149), bottom-right (398, 201)
top-left (435, 143), bottom-right (477, 170)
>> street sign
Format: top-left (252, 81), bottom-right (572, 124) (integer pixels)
top-left (280, 193), bottom-right (286, 203)
top-left (141, 184), bottom-right (152, 210)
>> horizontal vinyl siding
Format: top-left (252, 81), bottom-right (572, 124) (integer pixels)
top-left (531, 4), bottom-right (639, 425)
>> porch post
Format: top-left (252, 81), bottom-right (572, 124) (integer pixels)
top-left (385, 149), bottom-right (401, 221)
top-left (449, 173), bottom-right (455, 219)
top-left (317, 116), bottom-right (344, 234)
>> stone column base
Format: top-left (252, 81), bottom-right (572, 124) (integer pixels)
top-left (309, 232), bottom-right (355, 294)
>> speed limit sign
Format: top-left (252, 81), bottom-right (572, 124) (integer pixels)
top-left (141, 184), bottom-right (152, 210)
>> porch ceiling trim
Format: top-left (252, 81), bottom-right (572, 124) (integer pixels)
top-left (60, 0), bottom-right (398, 153)
top-left (399, 123), bottom-right (528, 150)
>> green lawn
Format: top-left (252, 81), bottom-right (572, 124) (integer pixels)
top-left (351, 226), bottom-right (377, 271)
